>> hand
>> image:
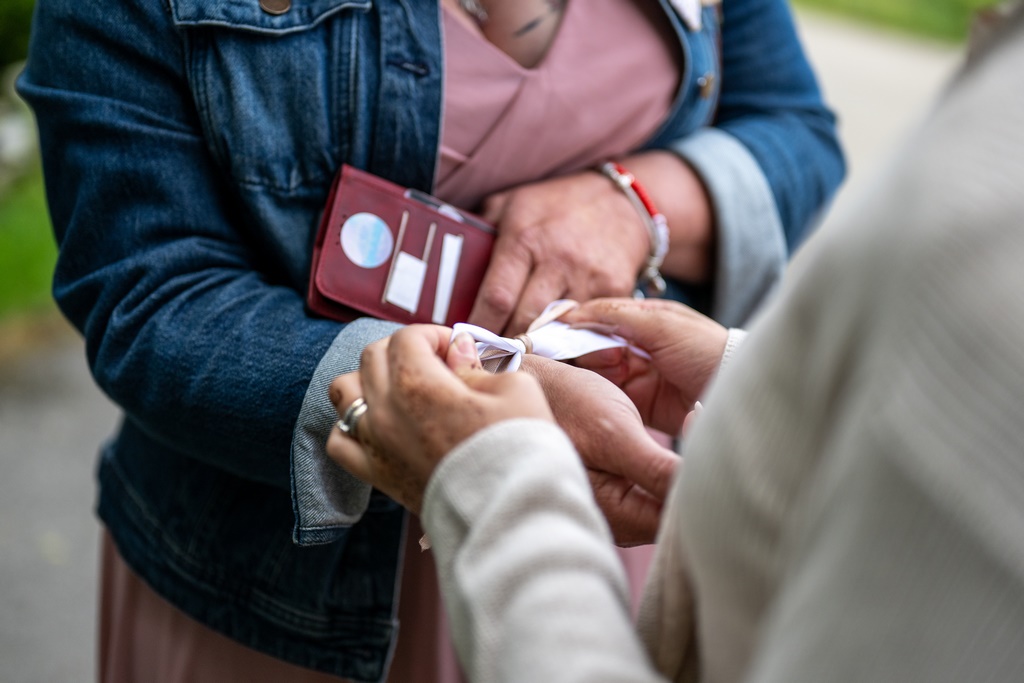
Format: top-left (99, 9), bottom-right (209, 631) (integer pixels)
top-left (469, 170), bottom-right (649, 335)
top-left (327, 326), bottom-right (553, 514)
top-left (521, 355), bottom-right (680, 546)
top-left (560, 298), bottom-right (728, 436)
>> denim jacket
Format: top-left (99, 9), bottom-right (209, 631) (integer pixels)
top-left (18, 0), bottom-right (843, 678)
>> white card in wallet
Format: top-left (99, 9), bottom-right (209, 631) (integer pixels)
top-left (385, 252), bottom-right (427, 314)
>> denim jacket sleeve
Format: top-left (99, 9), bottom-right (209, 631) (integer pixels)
top-left (659, 0), bottom-right (845, 327)
top-left (17, 0), bottom-right (397, 503)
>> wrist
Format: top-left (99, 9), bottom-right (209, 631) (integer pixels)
top-left (597, 161), bottom-right (670, 297)
top-left (718, 328), bottom-right (748, 373)
top-left (618, 152), bottom-right (716, 285)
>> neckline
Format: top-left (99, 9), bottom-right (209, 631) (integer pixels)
top-left (442, 0), bottom-right (576, 74)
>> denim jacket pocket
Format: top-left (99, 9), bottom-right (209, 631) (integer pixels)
top-left (169, 0), bottom-right (373, 193)
top-left (171, 0), bottom-right (372, 33)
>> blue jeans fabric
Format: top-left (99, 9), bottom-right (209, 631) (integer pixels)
top-left (17, 0), bottom-right (843, 678)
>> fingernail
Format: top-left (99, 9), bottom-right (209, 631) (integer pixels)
top-left (452, 332), bottom-right (478, 359)
top-left (693, 401), bottom-right (704, 412)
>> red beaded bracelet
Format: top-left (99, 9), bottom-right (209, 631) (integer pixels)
top-left (598, 161), bottom-right (669, 296)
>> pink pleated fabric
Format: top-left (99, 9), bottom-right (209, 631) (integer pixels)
top-left (98, 532), bottom-right (347, 683)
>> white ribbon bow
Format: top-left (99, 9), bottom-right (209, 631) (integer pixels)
top-left (451, 300), bottom-right (648, 373)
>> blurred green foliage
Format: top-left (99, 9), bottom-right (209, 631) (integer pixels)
top-left (795, 0), bottom-right (994, 42)
top-left (0, 163), bottom-right (57, 319)
top-left (0, 0), bottom-right (35, 71)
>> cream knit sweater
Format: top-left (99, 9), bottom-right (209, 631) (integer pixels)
top-left (422, 8), bottom-right (1024, 681)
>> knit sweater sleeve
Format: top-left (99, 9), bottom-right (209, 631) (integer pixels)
top-left (421, 418), bottom-right (666, 682)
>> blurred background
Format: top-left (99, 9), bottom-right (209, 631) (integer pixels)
top-left (0, 1), bottom-right (983, 681)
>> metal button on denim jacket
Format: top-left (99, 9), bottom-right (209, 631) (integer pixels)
top-left (17, 0), bottom-right (841, 677)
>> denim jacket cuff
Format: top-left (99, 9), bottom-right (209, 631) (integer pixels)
top-left (671, 128), bottom-right (787, 328)
top-left (290, 318), bottom-right (402, 545)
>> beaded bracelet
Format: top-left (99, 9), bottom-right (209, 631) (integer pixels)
top-left (598, 161), bottom-right (669, 297)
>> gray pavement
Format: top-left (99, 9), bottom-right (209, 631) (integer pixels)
top-left (796, 9), bottom-right (963, 216)
top-left (0, 10), bottom-right (963, 682)
top-left (0, 323), bottom-right (117, 683)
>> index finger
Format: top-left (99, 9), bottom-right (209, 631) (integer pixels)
top-left (379, 324), bottom-right (471, 397)
top-left (390, 324), bottom-right (456, 361)
top-left (507, 266), bottom-right (566, 336)
top-left (353, 326), bottom-right (453, 405)
top-left (468, 237), bottom-right (532, 334)
top-left (563, 298), bottom-right (704, 351)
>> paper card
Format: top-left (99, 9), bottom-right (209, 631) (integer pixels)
top-left (432, 233), bottom-right (464, 324)
top-left (384, 252), bottom-right (427, 314)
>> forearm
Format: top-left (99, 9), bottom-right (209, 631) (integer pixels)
top-left (423, 419), bottom-right (666, 682)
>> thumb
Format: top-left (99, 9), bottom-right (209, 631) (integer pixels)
top-left (478, 191), bottom-right (509, 225)
top-left (446, 332), bottom-right (525, 396)
top-left (617, 432), bottom-right (680, 502)
top-left (446, 332), bottom-right (483, 373)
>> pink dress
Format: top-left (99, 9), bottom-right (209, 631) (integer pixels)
top-left (391, 1), bottom-right (680, 680)
top-left (99, 1), bottom-right (680, 681)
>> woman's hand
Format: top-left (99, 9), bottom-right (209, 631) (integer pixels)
top-left (469, 170), bottom-right (650, 335)
top-left (521, 355), bottom-right (680, 546)
top-left (561, 298), bottom-right (728, 436)
top-left (468, 151), bottom-right (715, 336)
top-left (327, 326), bottom-right (553, 514)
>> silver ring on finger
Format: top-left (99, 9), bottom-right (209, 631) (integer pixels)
top-left (337, 397), bottom-right (369, 442)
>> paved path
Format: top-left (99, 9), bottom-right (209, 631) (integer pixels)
top-left (0, 10), bottom-right (963, 682)
top-left (796, 9), bottom-right (963, 217)
top-left (0, 325), bottom-right (117, 683)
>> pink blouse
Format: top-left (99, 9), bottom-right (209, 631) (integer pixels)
top-left (433, 0), bottom-right (682, 211)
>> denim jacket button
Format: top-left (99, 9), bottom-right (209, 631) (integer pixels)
top-left (259, 0), bottom-right (291, 15)
top-left (697, 72), bottom-right (715, 99)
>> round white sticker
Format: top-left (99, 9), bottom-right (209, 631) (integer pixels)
top-left (340, 212), bottom-right (394, 269)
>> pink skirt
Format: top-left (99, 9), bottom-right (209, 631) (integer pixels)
top-left (99, 520), bottom-right (653, 682)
